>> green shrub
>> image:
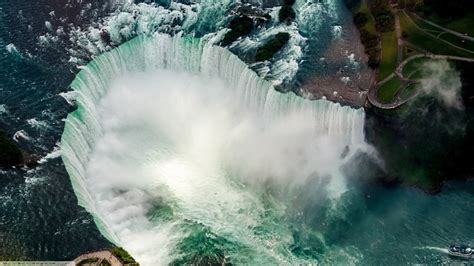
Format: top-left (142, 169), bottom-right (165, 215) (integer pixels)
top-left (343, 0), bottom-right (362, 10)
top-left (0, 130), bottom-right (23, 168)
top-left (359, 28), bottom-right (380, 68)
top-left (255, 32), bottom-right (290, 62)
top-left (354, 12), bottom-right (369, 27)
top-left (279, 5), bottom-right (296, 23)
top-left (221, 16), bottom-right (254, 46)
top-left (368, 0), bottom-right (395, 32)
top-left (111, 247), bottom-right (136, 264)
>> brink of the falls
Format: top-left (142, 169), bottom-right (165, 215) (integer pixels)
top-left (60, 33), bottom-right (370, 265)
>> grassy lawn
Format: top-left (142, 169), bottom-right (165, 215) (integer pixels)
top-left (408, 14), bottom-right (443, 34)
top-left (408, 13), bottom-right (474, 52)
top-left (401, 57), bottom-right (429, 78)
top-left (438, 33), bottom-right (474, 52)
top-left (377, 76), bottom-right (401, 103)
top-left (378, 31), bottom-right (398, 80)
top-left (428, 12), bottom-right (474, 37)
top-left (399, 12), bottom-right (474, 58)
top-left (403, 46), bottom-right (418, 60)
top-left (400, 82), bottom-right (419, 100)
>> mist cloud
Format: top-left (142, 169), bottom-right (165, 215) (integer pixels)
top-left (420, 60), bottom-right (463, 109)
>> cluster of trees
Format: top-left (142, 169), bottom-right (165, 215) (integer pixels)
top-left (0, 130), bottom-right (23, 168)
top-left (221, 16), bottom-right (255, 46)
top-left (343, 0), bottom-right (380, 68)
top-left (279, 0), bottom-right (296, 24)
top-left (360, 29), bottom-right (380, 68)
top-left (255, 32), bottom-right (291, 62)
top-left (368, 0), bottom-right (395, 32)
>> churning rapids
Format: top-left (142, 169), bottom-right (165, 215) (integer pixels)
top-left (60, 33), bottom-right (371, 265)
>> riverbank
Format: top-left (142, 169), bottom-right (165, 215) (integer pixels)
top-left (364, 60), bottom-right (474, 193)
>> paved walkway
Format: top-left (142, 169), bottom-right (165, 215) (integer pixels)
top-left (0, 262), bottom-right (71, 266)
top-left (394, 10), bottom-right (404, 64)
top-left (73, 250), bottom-right (125, 266)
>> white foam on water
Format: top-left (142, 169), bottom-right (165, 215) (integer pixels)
top-left (27, 118), bottom-right (50, 130)
top-left (5, 43), bottom-right (18, 54)
top-left (13, 130), bottom-right (31, 142)
top-left (38, 144), bottom-right (62, 164)
top-left (0, 104), bottom-right (7, 114)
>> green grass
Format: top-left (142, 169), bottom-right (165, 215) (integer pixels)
top-left (403, 46), bottom-right (418, 60)
top-left (438, 32), bottom-right (474, 53)
top-left (406, 12), bottom-right (474, 54)
top-left (402, 58), bottom-right (447, 80)
top-left (111, 247), bottom-right (136, 264)
top-left (408, 14), bottom-right (443, 34)
top-left (399, 12), bottom-right (474, 58)
top-left (428, 12), bottom-right (474, 37)
top-left (401, 57), bottom-right (429, 78)
top-left (377, 76), bottom-right (401, 103)
top-left (378, 31), bottom-right (398, 80)
top-left (400, 82), bottom-right (419, 100)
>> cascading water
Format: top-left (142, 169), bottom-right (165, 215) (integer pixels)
top-left (60, 33), bottom-right (369, 265)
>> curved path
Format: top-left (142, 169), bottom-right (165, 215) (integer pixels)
top-left (368, 54), bottom-right (474, 109)
top-left (72, 250), bottom-right (128, 266)
top-left (402, 11), bottom-right (474, 55)
top-left (410, 12), bottom-right (474, 42)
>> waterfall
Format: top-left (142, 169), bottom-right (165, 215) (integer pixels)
top-left (61, 33), bottom-right (368, 265)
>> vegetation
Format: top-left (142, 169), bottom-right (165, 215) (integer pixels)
top-left (377, 76), bottom-right (401, 103)
top-left (255, 32), bottom-right (290, 62)
top-left (278, 4), bottom-right (296, 24)
top-left (378, 31), bottom-right (398, 80)
top-left (111, 247), bottom-right (136, 264)
top-left (429, 13), bottom-right (474, 37)
top-left (0, 130), bottom-right (23, 168)
top-left (401, 57), bottom-right (429, 78)
top-left (221, 16), bottom-right (254, 46)
top-left (368, 0), bottom-right (395, 32)
top-left (399, 12), bottom-right (473, 58)
top-left (346, 0), bottom-right (380, 68)
top-left (353, 12), bottom-right (368, 28)
top-left (400, 82), bottom-right (418, 100)
top-left (401, 0), bottom-right (474, 37)
top-left (402, 45), bottom-right (418, 59)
